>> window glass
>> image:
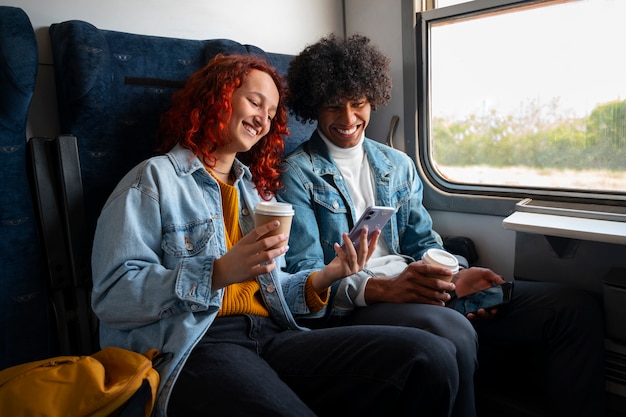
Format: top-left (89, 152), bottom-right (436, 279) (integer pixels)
top-left (425, 0), bottom-right (626, 194)
top-left (434, 0), bottom-right (470, 7)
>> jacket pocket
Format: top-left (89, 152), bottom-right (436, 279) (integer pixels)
top-left (312, 186), bottom-right (348, 214)
top-left (161, 219), bottom-right (214, 257)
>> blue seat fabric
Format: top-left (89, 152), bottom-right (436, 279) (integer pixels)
top-left (48, 20), bottom-right (316, 247)
top-left (0, 6), bottom-right (55, 369)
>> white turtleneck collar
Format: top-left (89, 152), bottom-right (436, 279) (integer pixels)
top-left (317, 129), bottom-right (365, 160)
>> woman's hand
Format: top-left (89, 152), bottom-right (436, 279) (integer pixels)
top-left (311, 227), bottom-right (381, 292)
top-left (211, 220), bottom-right (289, 290)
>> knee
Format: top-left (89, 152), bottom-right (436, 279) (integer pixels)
top-left (370, 328), bottom-right (459, 387)
top-left (444, 310), bottom-right (478, 349)
top-left (410, 332), bottom-right (459, 377)
top-left (422, 308), bottom-right (478, 357)
top-left (417, 336), bottom-right (460, 391)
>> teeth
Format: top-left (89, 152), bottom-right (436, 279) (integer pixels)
top-left (337, 126), bottom-right (358, 135)
top-left (244, 124), bottom-right (258, 136)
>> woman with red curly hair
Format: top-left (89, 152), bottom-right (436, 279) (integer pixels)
top-left (90, 54), bottom-right (459, 417)
top-left (156, 53), bottom-right (287, 197)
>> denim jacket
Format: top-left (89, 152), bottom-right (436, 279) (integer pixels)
top-left (91, 144), bottom-right (318, 417)
top-left (278, 131), bottom-right (442, 314)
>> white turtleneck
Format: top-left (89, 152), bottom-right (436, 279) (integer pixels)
top-left (318, 131), bottom-right (374, 222)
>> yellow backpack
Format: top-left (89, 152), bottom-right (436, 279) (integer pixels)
top-left (0, 346), bottom-right (160, 417)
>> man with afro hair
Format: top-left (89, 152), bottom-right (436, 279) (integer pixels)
top-left (279, 34), bottom-right (606, 417)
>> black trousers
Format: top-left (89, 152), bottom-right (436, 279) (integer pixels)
top-left (323, 303), bottom-right (479, 417)
top-left (474, 280), bottom-right (606, 417)
top-left (168, 314), bottom-right (459, 417)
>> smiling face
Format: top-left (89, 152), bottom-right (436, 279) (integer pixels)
top-left (225, 69), bottom-right (279, 153)
top-left (316, 96), bottom-right (371, 148)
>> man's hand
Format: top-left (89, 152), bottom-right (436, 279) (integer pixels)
top-left (453, 267), bottom-right (504, 297)
top-left (364, 261), bottom-right (456, 306)
top-left (453, 267), bottom-right (506, 320)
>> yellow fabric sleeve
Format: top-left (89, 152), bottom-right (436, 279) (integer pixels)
top-left (304, 272), bottom-right (330, 313)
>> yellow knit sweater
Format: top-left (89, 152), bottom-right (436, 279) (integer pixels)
top-left (213, 175), bottom-right (328, 317)
top-left (215, 176), bottom-right (269, 317)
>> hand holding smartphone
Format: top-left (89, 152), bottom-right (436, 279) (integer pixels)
top-left (341, 206), bottom-right (397, 251)
top-left (452, 281), bottom-right (514, 315)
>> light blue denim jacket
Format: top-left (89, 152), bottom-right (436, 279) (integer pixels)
top-left (91, 144), bottom-right (318, 417)
top-left (278, 131), bottom-right (443, 314)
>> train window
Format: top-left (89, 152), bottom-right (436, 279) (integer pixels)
top-left (417, 0), bottom-right (626, 201)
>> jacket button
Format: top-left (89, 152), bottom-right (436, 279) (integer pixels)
top-left (266, 284), bottom-right (275, 293)
top-left (242, 208), bottom-right (249, 216)
top-left (332, 201), bottom-right (339, 209)
top-left (184, 236), bottom-right (194, 251)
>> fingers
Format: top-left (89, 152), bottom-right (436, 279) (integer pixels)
top-left (341, 231), bottom-right (356, 253)
top-left (365, 229), bottom-right (380, 257)
top-left (403, 263), bottom-right (455, 292)
top-left (245, 220), bottom-right (290, 252)
top-left (214, 216), bottom-right (298, 289)
top-left (412, 260), bottom-right (454, 281)
top-left (467, 307), bottom-right (498, 321)
top-left (473, 266), bottom-right (505, 285)
top-left (251, 219), bottom-right (283, 241)
top-left (419, 288), bottom-right (452, 305)
top-left (224, 221), bottom-right (288, 278)
top-left (342, 232), bottom-right (360, 271)
top-left (490, 274), bottom-right (506, 285)
top-left (332, 228), bottom-right (372, 275)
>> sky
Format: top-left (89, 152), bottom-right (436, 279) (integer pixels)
top-left (430, 0), bottom-right (625, 120)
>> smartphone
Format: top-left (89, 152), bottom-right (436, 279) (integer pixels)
top-left (341, 205), bottom-right (397, 250)
top-left (453, 282), bottom-right (514, 315)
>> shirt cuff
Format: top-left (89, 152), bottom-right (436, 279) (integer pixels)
top-left (354, 276), bottom-right (371, 307)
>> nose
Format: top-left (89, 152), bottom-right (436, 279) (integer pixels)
top-left (254, 110), bottom-right (271, 133)
top-left (339, 104), bottom-right (357, 124)
top-left (256, 109), bottom-right (271, 129)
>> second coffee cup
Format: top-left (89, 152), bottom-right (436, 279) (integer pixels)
top-left (422, 248), bottom-right (459, 281)
top-left (254, 202), bottom-right (294, 249)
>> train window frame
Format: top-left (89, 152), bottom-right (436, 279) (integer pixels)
top-left (414, 0), bottom-right (626, 215)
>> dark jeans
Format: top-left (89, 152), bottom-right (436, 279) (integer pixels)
top-left (322, 303), bottom-right (479, 417)
top-left (168, 315), bottom-right (459, 417)
top-left (474, 280), bottom-right (606, 417)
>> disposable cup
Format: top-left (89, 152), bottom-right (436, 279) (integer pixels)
top-left (254, 202), bottom-right (294, 249)
top-left (422, 248), bottom-right (459, 280)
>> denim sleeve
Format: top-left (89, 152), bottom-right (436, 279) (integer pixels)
top-left (278, 159), bottom-right (330, 274)
top-left (276, 261), bottom-right (328, 319)
top-left (91, 177), bottom-right (222, 331)
top-left (393, 154), bottom-right (443, 260)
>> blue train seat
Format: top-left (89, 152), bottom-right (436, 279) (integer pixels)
top-left (0, 6), bottom-right (56, 369)
top-left (48, 20), bottom-right (315, 249)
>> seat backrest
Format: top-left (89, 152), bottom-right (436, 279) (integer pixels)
top-left (0, 6), bottom-right (56, 369)
top-left (48, 20), bottom-right (316, 247)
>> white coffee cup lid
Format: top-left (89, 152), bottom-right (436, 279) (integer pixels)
top-left (254, 202), bottom-right (294, 216)
top-left (422, 248), bottom-right (459, 273)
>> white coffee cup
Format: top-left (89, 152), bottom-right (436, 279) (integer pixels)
top-left (422, 248), bottom-right (459, 280)
top-left (254, 202), bottom-right (294, 249)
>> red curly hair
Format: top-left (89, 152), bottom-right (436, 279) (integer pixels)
top-left (157, 53), bottom-right (289, 198)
